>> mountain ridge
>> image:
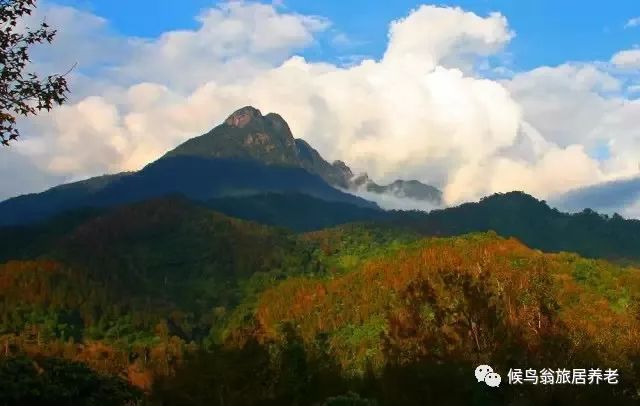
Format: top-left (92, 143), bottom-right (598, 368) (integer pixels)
top-left (352, 173), bottom-right (443, 202)
top-left (0, 107), bottom-right (387, 226)
top-left (0, 156), bottom-right (378, 226)
top-left (165, 106), bottom-right (354, 189)
top-left (165, 105), bottom-right (443, 203)
top-left (0, 106), bottom-right (446, 226)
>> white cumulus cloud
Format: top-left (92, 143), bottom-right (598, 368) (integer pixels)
top-left (611, 48), bottom-right (640, 70)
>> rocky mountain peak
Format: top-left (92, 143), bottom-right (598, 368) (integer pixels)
top-left (350, 173), bottom-right (442, 205)
top-left (331, 160), bottom-right (354, 182)
top-left (224, 106), bottom-right (263, 128)
top-left (264, 113), bottom-right (290, 131)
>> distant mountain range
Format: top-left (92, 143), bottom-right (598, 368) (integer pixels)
top-left (2, 105), bottom-right (637, 262)
top-left (4, 188), bottom-right (640, 264)
top-left (352, 174), bottom-right (443, 202)
top-left (0, 106), bottom-right (444, 226)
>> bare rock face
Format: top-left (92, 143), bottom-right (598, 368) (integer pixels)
top-left (225, 106), bottom-right (262, 128)
top-left (264, 113), bottom-right (291, 134)
top-left (332, 161), bottom-right (354, 182)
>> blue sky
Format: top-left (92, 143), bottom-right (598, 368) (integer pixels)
top-left (54, 0), bottom-right (639, 71)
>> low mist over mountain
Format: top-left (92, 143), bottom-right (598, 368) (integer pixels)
top-left (352, 174), bottom-right (443, 204)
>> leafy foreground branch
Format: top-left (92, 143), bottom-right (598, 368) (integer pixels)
top-left (0, 0), bottom-right (69, 146)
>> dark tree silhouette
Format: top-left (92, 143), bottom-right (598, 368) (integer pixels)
top-left (0, 0), bottom-right (69, 146)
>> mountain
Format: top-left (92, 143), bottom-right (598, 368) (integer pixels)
top-left (294, 139), bottom-right (354, 188)
top-left (352, 173), bottom-right (443, 204)
top-left (0, 196), bottom-right (317, 317)
top-left (10, 185), bottom-right (636, 264)
top-left (0, 194), bottom-right (385, 263)
top-left (202, 190), bottom-right (640, 264)
top-left (0, 157), bottom-right (376, 226)
top-left (206, 192), bottom-right (386, 232)
top-left (0, 106), bottom-right (446, 226)
top-left (166, 106), bottom-right (354, 188)
top-left (0, 173), bottom-right (129, 226)
top-left (0, 107), bottom-right (379, 226)
top-left (388, 191), bottom-right (640, 262)
top-left (9, 187), bottom-right (640, 262)
top-left (167, 105), bottom-right (440, 200)
top-left (204, 189), bottom-right (640, 263)
top-left (0, 196), bottom-right (327, 397)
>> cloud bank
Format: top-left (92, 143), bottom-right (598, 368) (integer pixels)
top-left (3, 1), bottom-right (640, 216)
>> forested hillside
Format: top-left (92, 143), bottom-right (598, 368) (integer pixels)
top-left (0, 197), bottom-right (638, 404)
top-left (385, 191), bottom-right (640, 263)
